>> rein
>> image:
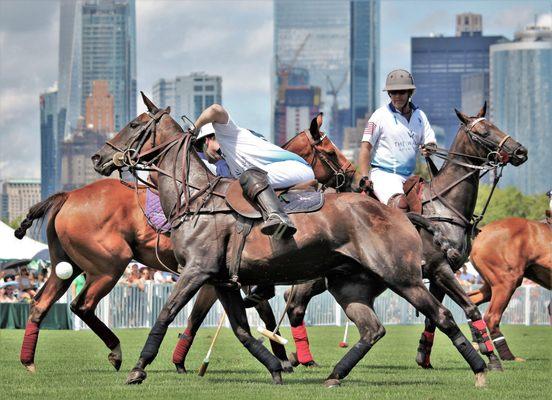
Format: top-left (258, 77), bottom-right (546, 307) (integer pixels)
top-left (423, 118), bottom-right (511, 235)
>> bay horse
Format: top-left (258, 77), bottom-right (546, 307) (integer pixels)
top-left (468, 216), bottom-right (551, 361)
top-left (92, 94), bottom-right (489, 387)
top-left (15, 179), bottom-right (291, 373)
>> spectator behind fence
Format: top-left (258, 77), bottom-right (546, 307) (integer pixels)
top-left (0, 282), bottom-right (19, 303)
top-left (17, 267), bottom-right (35, 301)
top-left (123, 263), bottom-right (145, 291)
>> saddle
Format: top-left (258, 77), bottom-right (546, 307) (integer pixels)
top-left (367, 175), bottom-right (424, 213)
top-left (224, 179), bottom-right (323, 219)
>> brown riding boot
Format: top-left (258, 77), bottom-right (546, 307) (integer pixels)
top-left (387, 193), bottom-right (409, 213)
top-left (239, 167), bottom-right (297, 239)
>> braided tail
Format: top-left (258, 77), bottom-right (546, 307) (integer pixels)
top-left (406, 212), bottom-right (462, 264)
top-left (14, 192), bottom-right (68, 239)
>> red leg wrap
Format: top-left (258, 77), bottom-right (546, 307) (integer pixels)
top-left (472, 319), bottom-right (494, 352)
top-left (290, 322), bottom-right (314, 364)
top-left (172, 329), bottom-right (195, 365)
top-left (422, 331), bottom-right (434, 365)
top-left (20, 321), bottom-right (40, 365)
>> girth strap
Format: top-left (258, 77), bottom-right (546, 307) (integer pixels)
top-left (230, 216), bottom-right (254, 285)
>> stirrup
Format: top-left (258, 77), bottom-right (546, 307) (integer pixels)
top-left (261, 214), bottom-right (296, 239)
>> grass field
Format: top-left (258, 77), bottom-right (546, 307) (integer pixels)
top-left (1, 325), bottom-right (550, 399)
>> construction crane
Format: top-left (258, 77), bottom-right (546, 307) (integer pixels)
top-left (326, 71), bottom-right (348, 137)
top-left (277, 33), bottom-right (311, 102)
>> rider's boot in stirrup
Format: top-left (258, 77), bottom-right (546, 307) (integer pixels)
top-left (387, 193), bottom-right (409, 213)
top-left (243, 285), bottom-right (276, 308)
top-left (240, 167), bottom-right (297, 239)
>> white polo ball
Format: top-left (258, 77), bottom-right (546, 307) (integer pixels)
top-left (55, 261), bottom-right (73, 280)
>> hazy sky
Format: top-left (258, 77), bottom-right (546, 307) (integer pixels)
top-left (0, 0), bottom-right (550, 180)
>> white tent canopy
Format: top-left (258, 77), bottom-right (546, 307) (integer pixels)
top-left (0, 221), bottom-right (47, 260)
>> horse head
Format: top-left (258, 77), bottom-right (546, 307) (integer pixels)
top-left (453, 102), bottom-right (528, 167)
top-left (93, 92), bottom-right (181, 176)
top-left (283, 113), bottom-right (358, 190)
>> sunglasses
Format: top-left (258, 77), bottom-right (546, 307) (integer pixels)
top-left (388, 90), bottom-right (409, 96)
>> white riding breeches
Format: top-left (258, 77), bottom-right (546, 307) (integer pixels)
top-left (370, 168), bottom-right (408, 205)
top-left (263, 160), bottom-right (315, 190)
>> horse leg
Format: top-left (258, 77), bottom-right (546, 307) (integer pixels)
top-left (254, 299), bottom-right (293, 373)
top-left (285, 278), bottom-right (326, 367)
top-left (484, 281), bottom-right (522, 361)
top-left (214, 286), bottom-right (284, 384)
top-left (392, 282), bottom-right (488, 388)
top-left (20, 268), bottom-right (78, 372)
top-left (323, 275), bottom-right (386, 387)
top-left (415, 282), bottom-right (444, 369)
top-left (172, 284), bottom-right (218, 373)
top-left (433, 266), bottom-right (502, 371)
top-left (69, 273), bottom-right (123, 370)
top-left (126, 267), bottom-right (208, 384)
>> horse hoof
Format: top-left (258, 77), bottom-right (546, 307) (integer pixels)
top-left (108, 344), bottom-right (122, 371)
top-left (281, 360), bottom-right (294, 373)
top-left (126, 368), bottom-right (147, 385)
top-left (174, 363), bottom-right (187, 374)
top-left (324, 378), bottom-right (341, 388)
top-left (487, 357), bottom-right (503, 372)
top-left (304, 360), bottom-right (319, 368)
top-left (288, 352), bottom-right (299, 367)
top-left (271, 371), bottom-right (283, 385)
top-left (513, 357), bottom-right (526, 362)
top-left (474, 371), bottom-right (487, 388)
top-left (23, 363), bottom-right (36, 373)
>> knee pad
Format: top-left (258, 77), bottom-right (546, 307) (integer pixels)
top-left (239, 167), bottom-right (269, 199)
top-left (387, 193), bottom-right (408, 211)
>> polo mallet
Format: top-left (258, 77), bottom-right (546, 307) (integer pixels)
top-left (198, 312), bottom-right (226, 377)
top-left (257, 285), bottom-right (295, 345)
top-left (339, 320), bottom-right (350, 348)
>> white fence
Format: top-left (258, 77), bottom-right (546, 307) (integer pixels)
top-left (75, 283), bottom-right (551, 330)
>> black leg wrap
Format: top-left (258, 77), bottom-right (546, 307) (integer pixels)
top-left (244, 336), bottom-right (283, 372)
top-left (451, 331), bottom-right (487, 373)
top-left (330, 340), bottom-right (372, 380)
top-left (140, 321), bottom-right (169, 365)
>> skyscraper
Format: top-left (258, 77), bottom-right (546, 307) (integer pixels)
top-left (490, 24), bottom-right (552, 195)
top-left (58, 0), bottom-right (82, 139)
top-left (85, 80), bottom-right (114, 134)
top-left (152, 73), bottom-right (222, 121)
top-left (273, 0), bottom-right (379, 146)
top-left (81, 0), bottom-right (136, 131)
top-left (411, 14), bottom-right (506, 147)
top-left (40, 88), bottom-right (61, 201)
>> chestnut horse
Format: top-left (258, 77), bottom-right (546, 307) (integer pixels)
top-left (93, 94), bottom-right (488, 387)
top-left (15, 179), bottom-right (290, 373)
top-left (468, 217), bottom-right (552, 360)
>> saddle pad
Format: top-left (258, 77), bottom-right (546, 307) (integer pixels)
top-left (280, 191), bottom-right (324, 214)
top-left (145, 189), bottom-right (171, 233)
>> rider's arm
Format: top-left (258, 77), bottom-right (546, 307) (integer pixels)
top-left (359, 142), bottom-right (373, 177)
top-left (193, 104), bottom-right (229, 132)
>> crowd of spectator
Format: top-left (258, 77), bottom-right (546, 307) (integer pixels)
top-left (0, 267), bottom-right (49, 303)
top-left (118, 263), bottom-right (177, 291)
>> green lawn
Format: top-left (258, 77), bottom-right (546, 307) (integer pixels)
top-left (0, 325), bottom-right (550, 399)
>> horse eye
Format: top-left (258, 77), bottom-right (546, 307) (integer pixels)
top-left (479, 131), bottom-right (490, 137)
top-left (129, 122), bottom-right (140, 129)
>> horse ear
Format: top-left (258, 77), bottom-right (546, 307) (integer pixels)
top-left (454, 108), bottom-right (469, 125)
top-left (165, 106), bottom-right (171, 114)
top-left (309, 112), bottom-right (323, 140)
top-left (141, 91), bottom-right (159, 113)
top-left (476, 101), bottom-right (487, 118)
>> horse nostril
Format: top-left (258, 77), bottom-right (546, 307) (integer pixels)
top-left (91, 154), bottom-right (101, 164)
top-left (514, 146), bottom-right (528, 158)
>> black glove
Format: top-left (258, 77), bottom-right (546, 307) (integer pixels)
top-left (358, 176), bottom-right (373, 193)
top-left (421, 143), bottom-right (437, 157)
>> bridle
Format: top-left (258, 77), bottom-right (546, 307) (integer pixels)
top-left (303, 130), bottom-right (356, 192)
top-left (423, 117), bottom-right (521, 236)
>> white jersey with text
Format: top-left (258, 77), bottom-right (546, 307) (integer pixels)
top-left (362, 103), bottom-right (436, 177)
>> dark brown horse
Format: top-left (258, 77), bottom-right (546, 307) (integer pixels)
top-left (468, 217), bottom-right (551, 360)
top-left (92, 95), bottom-right (488, 387)
top-left (15, 179), bottom-right (290, 373)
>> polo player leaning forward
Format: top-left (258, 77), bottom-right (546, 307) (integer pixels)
top-left (358, 69), bottom-right (437, 211)
top-left (193, 104), bottom-right (315, 239)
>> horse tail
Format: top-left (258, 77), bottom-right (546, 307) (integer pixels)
top-left (14, 192), bottom-right (69, 239)
top-left (406, 212), bottom-right (462, 264)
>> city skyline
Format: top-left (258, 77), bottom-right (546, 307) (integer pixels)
top-left (0, 0), bottom-right (550, 192)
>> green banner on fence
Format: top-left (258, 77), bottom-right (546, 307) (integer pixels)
top-left (0, 303), bottom-right (73, 329)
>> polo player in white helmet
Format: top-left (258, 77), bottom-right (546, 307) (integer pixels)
top-left (193, 104), bottom-right (315, 238)
top-left (358, 69), bottom-right (437, 211)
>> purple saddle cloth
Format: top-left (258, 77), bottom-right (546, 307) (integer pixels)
top-left (145, 189), bottom-right (171, 233)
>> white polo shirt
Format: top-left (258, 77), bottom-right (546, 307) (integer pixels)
top-left (212, 115), bottom-right (310, 179)
top-left (362, 103), bottom-right (436, 177)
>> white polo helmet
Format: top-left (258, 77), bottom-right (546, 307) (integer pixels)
top-left (383, 69), bottom-right (416, 91)
top-left (196, 123), bottom-right (216, 140)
